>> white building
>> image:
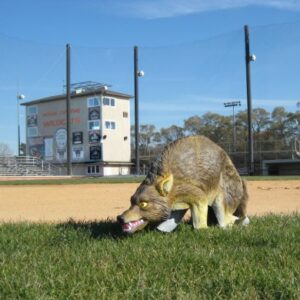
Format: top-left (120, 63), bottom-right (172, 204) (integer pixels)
top-left (21, 83), bottom-right (133, 176)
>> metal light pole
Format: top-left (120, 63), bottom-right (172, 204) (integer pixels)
top-left (66, 43), bottom-right (72, 175)
top-left (134, 46), bottom-right (144, 175)
top-left (224, 101), bottom-right (241, 152)
top-left (244, 25), bottom-right (256, 175)
top-left (17, 94), bottom-right (25, 156)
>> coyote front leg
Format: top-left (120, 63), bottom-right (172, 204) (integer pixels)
top-left (191, 200), bottom-right (208, 229)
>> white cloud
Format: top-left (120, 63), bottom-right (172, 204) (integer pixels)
top-left (253, 98), bottom-right (300, 107)
top-left (140, 95), bottom-right (223, 113)
top-left (111, 0), bottom-right (300, 19)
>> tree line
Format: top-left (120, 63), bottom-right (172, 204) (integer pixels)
top-left (1, 106), bottom-right (298, 167)
top-left (131, 106), bottom-right (300, 171)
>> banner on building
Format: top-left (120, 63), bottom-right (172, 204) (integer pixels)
top-left (56, 149), bottom-right (66, 161)
top-left (72, 146), bottom-right (84, 160)
top-left (72, 131), bottom-right (83, 144)
top-left (44, 138), bottom-right (53, 161)
top-left (27, 114), bottom-right (38, 127)
top-left (28, 137), bottom-right (44, 158)
top-left (55, 128), bottom-right (67, 161)
top-left (88, 106), bottom-right (100, 120)
top-left (90, 146), bottom-right (101, 160)
top-left (88, 130), bottom-right (101, 144)
top-left (55, 128), bottom-right (67, 150)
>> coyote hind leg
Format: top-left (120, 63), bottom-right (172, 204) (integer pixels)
top-left (212, 193), bottom-right (239, 228)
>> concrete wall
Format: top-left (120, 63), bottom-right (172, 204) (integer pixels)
top-left (101, 97), bottom-right (131, 162)
top-left (57, 164), bottom-right (130, 176)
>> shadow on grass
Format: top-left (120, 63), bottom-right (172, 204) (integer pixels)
top-left (56, 208), bottom-right (219, 240)
top-left (56, 219), bottom-right (127, 240)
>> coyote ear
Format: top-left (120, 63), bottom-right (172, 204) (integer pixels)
top-left (157, 174), bottom-right (173, 196)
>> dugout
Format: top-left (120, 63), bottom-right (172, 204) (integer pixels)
top-left (262, 159), bottom-right (300, 176)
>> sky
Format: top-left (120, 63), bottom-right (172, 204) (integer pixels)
top-left (1, 0), bottom-right (300, 154)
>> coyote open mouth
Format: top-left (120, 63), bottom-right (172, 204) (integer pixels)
top-left (122, 219), bottom-right (145, 233)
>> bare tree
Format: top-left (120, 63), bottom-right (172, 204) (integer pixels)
top-left (20, 143), bottom-right (27, 156)
top-left (139, 124), bottom-right (157, 155)
top-left (184, 115), bottom-right (202, 136)
top-left (0, 143), bottom-right (13, 156)
top-left (252, 108), bottom-right (270, 134)
top-left (160, 125), bottom-right (185, 144)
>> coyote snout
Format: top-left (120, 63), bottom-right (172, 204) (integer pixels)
top-left (117, 183), bottom-right (171, 233)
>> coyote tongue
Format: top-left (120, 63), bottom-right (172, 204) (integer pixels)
top-left (122, 219), bottom-right (145, 233)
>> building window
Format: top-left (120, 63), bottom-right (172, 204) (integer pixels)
top-left (28, 127), bottom-right (38, 137)
top-left (87, 165), bottom-right (100, 175)
top-left (28, 106), bottom-right (38, 115)
top-left (103, 97), bottom-right (109, 106)
top-left (103, 97), bottom-right (116, 107)
top-left (87, 96), bottom-right (100, 107)
top-left (105, 121), bottom-right (116, 130)
top-left (123, 112), bottom-right (128, 118)
top-left (88, 120), bottom-right (100, 130)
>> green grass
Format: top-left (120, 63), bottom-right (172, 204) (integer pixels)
top-left (0, 175), bottom-right (299, 186)
top-left (244, 176), bottom-right (300, 181)
top-left (0, 215), bottom-right (299, 299)
top-left (0, 175), bottom-right (145, 186)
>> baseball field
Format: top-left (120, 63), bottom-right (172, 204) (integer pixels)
top-left (0, 178), bottom-right (299, 222)
top-left (0, 177), bottom-right (299, 299)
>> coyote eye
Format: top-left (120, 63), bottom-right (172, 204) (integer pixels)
top-left (139, 201), bottom-right (148, 209)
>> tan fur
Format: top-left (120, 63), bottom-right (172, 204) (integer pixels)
top-left (118, 136), bottom-right (249, 232)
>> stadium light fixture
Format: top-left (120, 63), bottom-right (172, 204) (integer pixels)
top-left (224, 101), bottom-right (241, 153)
top-left (249, 54), bottom-right (256, 62)
top-left (137, 70), bottom-right (145, 77)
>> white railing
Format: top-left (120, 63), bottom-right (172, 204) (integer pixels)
top-left (0, 156), bottom-right (64, 176)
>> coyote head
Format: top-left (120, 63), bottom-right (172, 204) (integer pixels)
top-left (117, 174), bottom-right (173, 233)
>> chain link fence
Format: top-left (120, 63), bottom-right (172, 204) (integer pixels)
top-left (0, 21), bottom-right (299, 175)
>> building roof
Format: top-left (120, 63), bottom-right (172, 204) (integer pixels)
top-left (21, 88), bottom-right (133, 106)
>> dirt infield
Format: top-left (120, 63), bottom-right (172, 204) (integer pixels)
top-left (0, 180), bottom-right (299, 223)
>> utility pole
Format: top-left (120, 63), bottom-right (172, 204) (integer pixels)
top-left (224, 101), bottom-right (241, 152)
top-left (134, 46), bottom-right (140, 175)
top-left (134, 46), bottom-right (144, 175)
top-left (66, 43), bottom-right (72, 175)
top-left (244, 25), bottom-right (256, 175)
top-left (17, 94), bottom-right (25, 156)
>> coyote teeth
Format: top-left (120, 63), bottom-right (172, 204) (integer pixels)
top-left (122, 219), bottom-right (144, 233)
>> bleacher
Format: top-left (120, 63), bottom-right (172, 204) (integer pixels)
top-left (0, 156), bottom-right (62, 176)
